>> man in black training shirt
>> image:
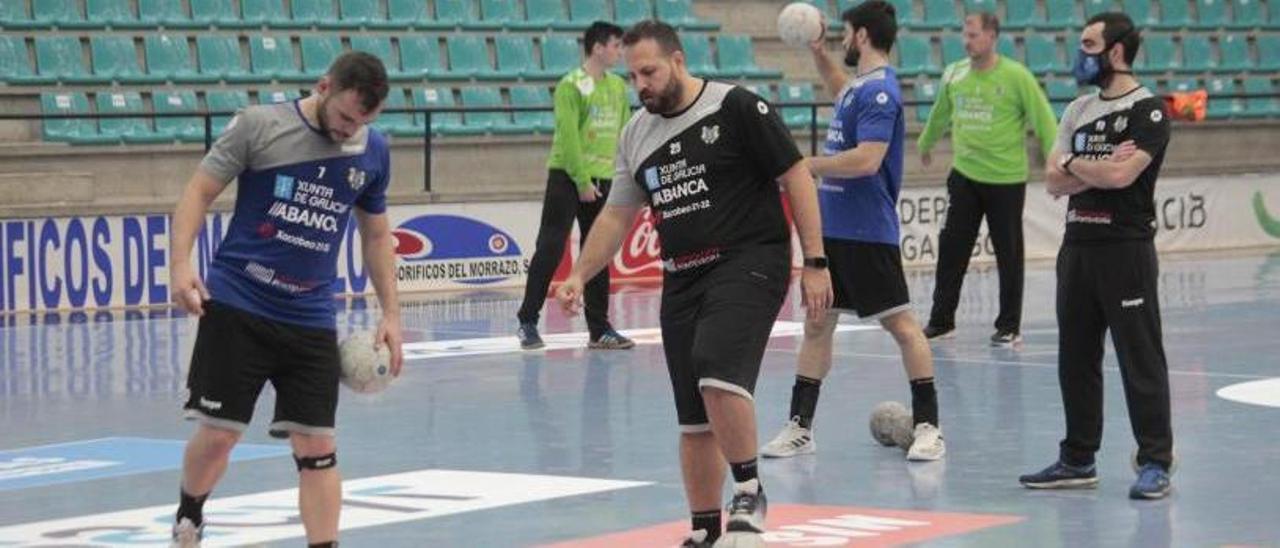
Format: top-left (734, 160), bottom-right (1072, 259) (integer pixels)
top-left (1019, 12), bottom-right (1175, 500)
top-left (556, 21), bottom-right (833, 547)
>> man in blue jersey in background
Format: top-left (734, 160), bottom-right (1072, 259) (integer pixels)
top-left (762, 1), bottom-right (945, 462)
top-left (166, 52), bottom-right (403, 547)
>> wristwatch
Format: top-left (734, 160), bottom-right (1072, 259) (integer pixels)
top-left (803, 256), bottom-right (829, 269)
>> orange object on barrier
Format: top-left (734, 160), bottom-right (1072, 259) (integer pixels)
top-left (1165, 90), bottom-right (1206, 122)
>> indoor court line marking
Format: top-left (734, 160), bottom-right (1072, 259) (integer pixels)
top-left (402, 321), bottom-right (879, 361)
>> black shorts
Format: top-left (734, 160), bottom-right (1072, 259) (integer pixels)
top-left (660, 245), bottom-right (789, 432)
top-left (183, 301), bottom-right (340, 438)
top-left (826, 237), bottom-right (912, 319)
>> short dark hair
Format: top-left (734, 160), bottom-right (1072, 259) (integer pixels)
top-left (622, 19), bottom-right (683, 55)
top-left (326, 51), bottom-right (389, 113)
top-left (1086, 12), bottom-right (1141, 65)
top-left (966, 11), bottom-right (999, 36)
top-left (583, 21), bottom-right (624, 56)
top-left (842, 0), bottom-right (898, 53)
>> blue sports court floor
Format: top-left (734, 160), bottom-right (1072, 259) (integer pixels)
top-left (1, 248), bottom-right (1279, 547)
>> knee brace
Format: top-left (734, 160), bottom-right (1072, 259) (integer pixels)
top-left (293, 452), bottom-right (337, 471)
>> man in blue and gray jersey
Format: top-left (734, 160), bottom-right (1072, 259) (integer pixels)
top-left (166, 52), bottom-right (402, 547)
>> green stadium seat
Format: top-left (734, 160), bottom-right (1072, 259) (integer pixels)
top-left (41, 92), bottom-right (107, 143)
top-left (198, 35), bottom-right (260, 82)
top-left (291, 0), bottom-right (345, 28)
top-left (962, 0), bottom-right (998, 15)
top-left (189, 0), bottom-right (244, 28)
top-left (249, 35), bottom-right (304, 80)
top-left (87, 0), bottom-right (147, 28)
top-left (460, 86), bottom-right (522, 134)
top-left (1026, 34), bottom-right (1064, 74)
top-left (798, 0), bottom-right (840, 31)
top-left (1139, 76), bottom-right (1159, 91)
top-left (897, 34), bottom-right (939, 76)
top-left (1123, 0), bottom-right (1159, 25)
top-left (743, 83), bottom-right (776, 102)
top-left (564, 0), bottom-right (609, 30)
top-left (1259, 36), bottom-right (1280, 71)
top-left (616, 0), bottom-right (652, 26)
top-left (1218, 33), bottom-right (1252, 71)
top-left (300, 35), bottom-right (342, 77)
top-left (1045, 78), bottom-right (1079, 118)
top-left (145, 34), bottom-right (214, 83)
top-left (1083, 0), bottom-right (1115, 18)
top-left (481, 0), bottom-right (535, 29)
top-left (341, 0), bottom-right (399, 28)
top-left (920, 0), bottom-right (959, 29)
top-left (1155, 0), bottom-right (1191, 29)
top-left (373, 88), bottom-right (418, 136)
top-left (915, 79), bottom-right (938, 123)
top-left (880, 0), bottom-right (917, 27)
top-left (96, 91), bottom-right (166, 143)
top-left (1205, 77), bottom-right (1243, 118)
top-left (0, 0), bottom-right (40, 30)
top-left (92, 36), bottom-right (160, 83)
top-left (350, 36), bottom-right (406, 79)
top-left (434, 0), bottom-right (486, 29)
top-left (447, 34), bottom-right (501, 80)
top-left (153, 90), bottom-right (205, 142)
top-left (0, 36), bottom-right (53, 84)
top-left (1181, 35), bottom-right (1217, 72)
top-left (388, 0), bottom-right (430, 28)
top-left (241, 0), bottom-right (294, 28)
top-left (655, 0), bottom-right (718, 30)
top-left (142, 0), bottom-right (202, 28)
top-left (1005, 1), bottom-right (1044, 28)
top-left (36, 37), bottom-right (100, 83)
top-left (495, 35), bottom-right (543, 79)
top-left (523, 0), bottom-right (567, 30)
top-left (717, 34), bottom-right (783, 79)
top-left (1228, 0), bottom-right (1262, 30)
top-left (681, 33), bottom-right (716, 76)
top-left (540, 34), bottom-right (581, 76)
top-left (1242, 77), bottom-right (1279, 117)
top-left (1139, 33), bottom-right (1178, 72)
top-left (259, 88), bottom-right (303, 103)
top-left (400, 36), bottom-right (454, 80)
top-left (780, 82), bottom-right (819, 129)
top-left (997, 34), bottom-right (1016, 59)
top-left (1194, 0), bottom-right (1228, 29)
top-left (414, 87), bottom-right (467, 134)
top-left (1042, 0), bottom-right (1081, 28)
top-left (1167, 77), bottom-right (1200, 92)
top-left (941, 34), bottom-right (964, 65)
top-left (206, 89), bottom-right (250, 135)
top-left (509, 84), bottom-right (555, 133)
top-left (34, 0), bottom-right (97, 29)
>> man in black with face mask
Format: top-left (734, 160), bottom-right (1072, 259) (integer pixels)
top-left (1019, 12), bottom-right (1175, 500)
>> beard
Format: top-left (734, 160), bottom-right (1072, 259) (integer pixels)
top-left (640, 76), bottom-right (685, 115)
top-left (315, 95), bottom-right (345, 142)
top-left (843, 46), bottom-right (860, 68)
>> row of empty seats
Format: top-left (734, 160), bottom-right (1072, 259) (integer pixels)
top-left (0, 0), bottom-right (716, 31)
top-left (0, 32), bottom-right (779, 85)
top-left (805, 0), bottom-right (1280, 30)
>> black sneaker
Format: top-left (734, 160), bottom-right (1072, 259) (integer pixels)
top-left (1019, 459), bottom-right (1099, 489)
top-left (517, 323), bottom-right (544, 350)
top-left (588, 328), bottom-right (635, 350)
top-left (990, 329), bottom-right (1023, 347)
top-left (724, 479), bottom-right (767, 534)
top-left (923, 325), bottom-right (956, 340)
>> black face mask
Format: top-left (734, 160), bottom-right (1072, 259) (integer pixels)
top-left (1073, 27), bottom-right (1135, 87)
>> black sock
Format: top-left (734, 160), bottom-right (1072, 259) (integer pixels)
top-left (308, 542), bottom-right (338, 548)
top-left (910, 377), bottom-right (939, 427)
top-left (691, 510), bottom-right (722, 543)
top-left (176, 489), bottom-right (209, 526)
top-left (729, 458), bottom-right (758, 484)
top-left (790, 375), bottom-right (822, 428)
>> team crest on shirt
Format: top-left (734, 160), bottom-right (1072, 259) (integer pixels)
top-left (1095, 120), bottom-right (1107, 131)
top-left (701, 124), bottom-right (720, 145)
top-left (1150, 109), bottom-right (1164, 122)
top-left (347, 167), bottom-right (368, 191)
top-left (875, 91), bottom-right (889, 104)
top-left (669, 141), bottom-right (682, 155)
top-left (1114, 116), bottom-right (1128, 133)
top-left (757, 100), bottom-right (769, 114)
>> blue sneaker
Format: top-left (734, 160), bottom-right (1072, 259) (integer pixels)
top-left (1019, 460), bottom-right (1099, 489)
top-left (1129, 463), bottom-right (1171, 500)
top-left (588, 328), bottom-right (635, 350)
top-left (517, 323), bottom-right (544, 350)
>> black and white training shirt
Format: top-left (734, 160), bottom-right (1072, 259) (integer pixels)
top-left (607, 81), bottom-right (803, 274)
top-left (1057, 86), bottom-right (1172, 243)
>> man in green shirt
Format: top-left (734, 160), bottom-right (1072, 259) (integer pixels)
top-left (517, 21), bottom-right (634, 351)
top-left (918, 11), bottom-right (1058, 346)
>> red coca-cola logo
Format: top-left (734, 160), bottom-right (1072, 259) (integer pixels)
top-left (612, 207), bottom-right (663, 277)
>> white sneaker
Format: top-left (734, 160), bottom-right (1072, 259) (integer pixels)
top-left (759, 417), bottom-right (815, 458)
top-left (170, 517), bottom-right (203, 548)
top-left (906, 423), bottom-right (946, 461)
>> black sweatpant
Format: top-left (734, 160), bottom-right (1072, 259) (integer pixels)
top-left (928, 170), bottom-right (1026, 333)
top-left (1056, 240), bottom-right (1173, 469)
top-left (517, 169), bottom-right (611, 339)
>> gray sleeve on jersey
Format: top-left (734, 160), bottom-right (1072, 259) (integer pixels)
top-left (1053, 99), bottom-right (1080, 155)
top-left (198, 108), bottom-right (257, 182)
top-left (606, 133), bottom-right (645, 207)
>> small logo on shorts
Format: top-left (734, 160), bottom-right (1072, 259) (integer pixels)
top-left (199, 397), bottom-right (223, 411)
top-left (1121, 298), bottom-right (1145, 308)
